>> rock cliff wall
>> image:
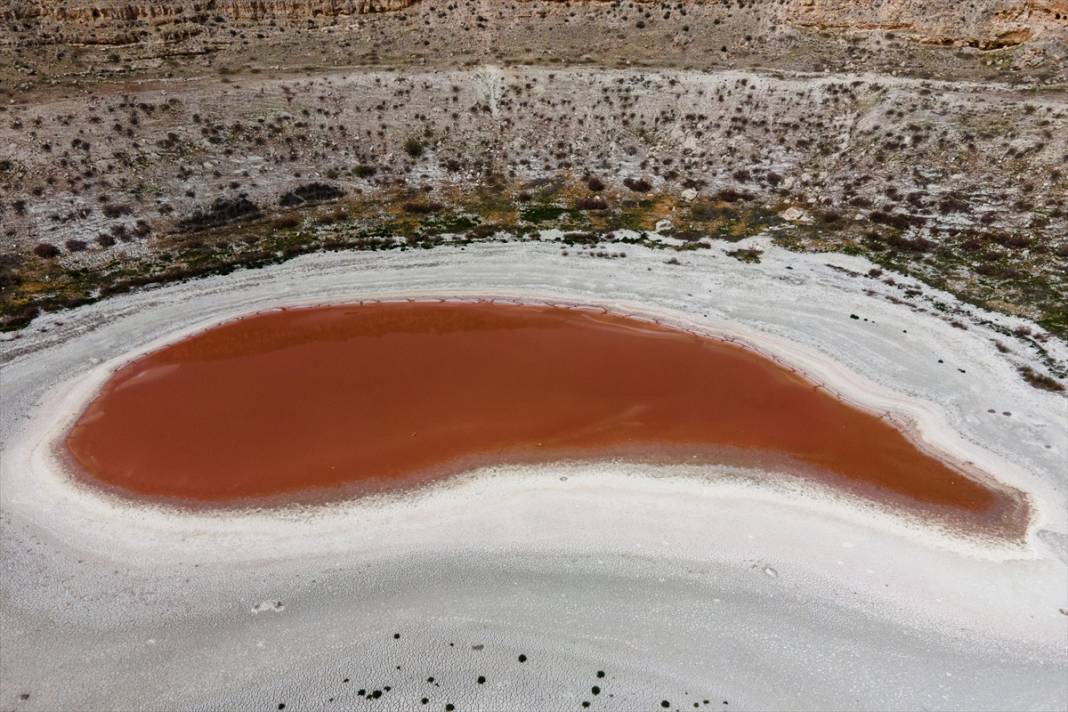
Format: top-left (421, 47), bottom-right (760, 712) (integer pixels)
top-left (785, 0), bottom-right (1068, 49)
top-left (4, 0), bottom-right (1067, 47)
top-left (2, 0), bottom-right (417, 44)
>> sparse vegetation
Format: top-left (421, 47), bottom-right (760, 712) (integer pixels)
top-left (1019, 366), bottom-right (1065, 392)
top-left (279, 183), bottom-right (345, 208)
top-left (726, 248), bottom-right (762, 263)
top-left (32, 243), bottom-right (60, 259)
top-left (0, 15), bottom-right (1063, 398)
top-left (403, 138), bottom-right (425, 158)
top-left (179, 195), bottom-right (262, 231)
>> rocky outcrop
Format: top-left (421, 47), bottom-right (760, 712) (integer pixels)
top-left (786, 0), bottom-right (1068, 49)
top-left (3, 0), bottom-right (1065, 48)
top-left (2, 0), bottom-right (417, 44)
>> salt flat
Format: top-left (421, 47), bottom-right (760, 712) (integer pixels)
top-left (1, 238), bottom-right (1065, 711)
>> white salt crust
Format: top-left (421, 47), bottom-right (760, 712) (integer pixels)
top-left (1, 240), bottom-right (1065, 711)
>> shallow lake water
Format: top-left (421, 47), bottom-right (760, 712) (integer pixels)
top-left (64, 300), bottom-right (1019, 532)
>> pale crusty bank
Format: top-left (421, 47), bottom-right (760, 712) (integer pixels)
top-left (1, 241), bottom-right (1066, 711)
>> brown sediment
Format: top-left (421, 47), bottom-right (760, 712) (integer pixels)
top-left (64, 301), bottom-right (1025, 534)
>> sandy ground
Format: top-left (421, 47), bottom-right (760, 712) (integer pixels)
top-left (1, 238), bottom-right (1066, 711)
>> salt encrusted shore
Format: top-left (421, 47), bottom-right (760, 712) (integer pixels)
top-left (1, 238), bottom-right (1065, 711)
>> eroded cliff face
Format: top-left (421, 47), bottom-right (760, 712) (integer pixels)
top-left (4, 0), bottom-right (1067, 47)
top-left (3, 0), bottom-right (417, 44)
top-left (786, 0), bottom-right (1068, 49)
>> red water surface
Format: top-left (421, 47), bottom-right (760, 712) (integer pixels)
top-left (64, 301), bottom-right (1021, 530)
